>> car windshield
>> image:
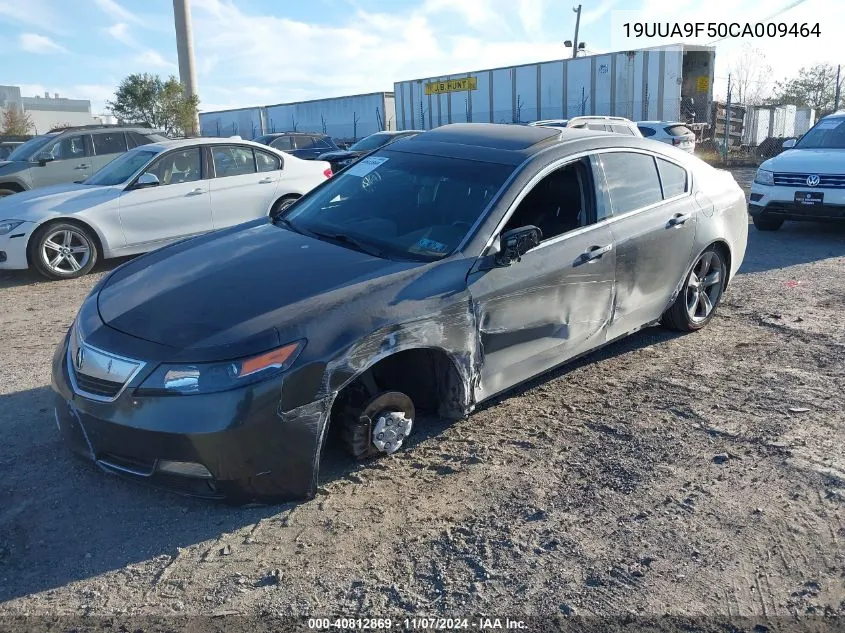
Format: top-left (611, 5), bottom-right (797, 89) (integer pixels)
top-left (281, 149), bottom-right (514, 262)
top-left (6, 135), bottom-right (55, 161)
top-left (83, 148), bottom-right (159, 186)
top-left (665, 124), bottom-right (692, 136)
top-left (349, 134), bottom-right (393, 152)
top-left (794, 118), bottom-right (845, 149)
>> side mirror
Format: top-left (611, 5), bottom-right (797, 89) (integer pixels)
top-left (134, 173), bottom-right (160, 189)
top-left (782, 138), bottom-right (797, 149)
top-left (496, 226), bottom-right (542, 266)
top-left (36, 152), bottom-right (54, 166)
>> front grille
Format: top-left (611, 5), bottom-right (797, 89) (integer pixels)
top-left (773, 173), bottom-right (845, 188)
top-left (73, 370), bottom-right (123, 398)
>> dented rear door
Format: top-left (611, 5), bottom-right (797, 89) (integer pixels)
top-left (467, 224), bottom-right (615, 402)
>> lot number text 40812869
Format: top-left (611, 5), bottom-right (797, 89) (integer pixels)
top-left (622, 22), bottom-right (821, 39)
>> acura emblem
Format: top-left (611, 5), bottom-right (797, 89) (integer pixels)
top-left (806, 174), bottom-right (820, 187)
top-left (75, 346), bottom-right (85, 371)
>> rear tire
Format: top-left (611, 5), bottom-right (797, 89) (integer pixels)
top-left (269, 195), bottom-right (300, 219)
top-left (29, 221), bottom-right (99, 280)
top-left (662, 246), bottom-right (727, 332)
top-left (752, 216), bottom-right (783, 231)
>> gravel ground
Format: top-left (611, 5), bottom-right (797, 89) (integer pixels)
top-left (0, 167), bottom-right (843, 624)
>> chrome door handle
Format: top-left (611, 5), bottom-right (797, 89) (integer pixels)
top-left (668, 213), bottom-right (691, 226)
top-left (258, 177), bottom-right (274, 184)
top-left (74, 164), bottom-right (90, 170)
top-left (580, 243), bottom-right (612, 263)
top-left (186, 188), bottom-right (204, 195)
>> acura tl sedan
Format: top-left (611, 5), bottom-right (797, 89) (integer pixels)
top-left (0, 138), bottom-right (331, 279)
top-left (52, 123), bottom-right (748, 504)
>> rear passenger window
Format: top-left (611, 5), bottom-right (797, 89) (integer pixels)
top-left (127, 132), bottom-right (153, 149)
top-left (270, 136), bottom-right (294, 151)
top-left (92, 132), bottom-right (128, 155)
top-left (600, 152), bottom-right (662, 214)
top-left (212, 145), bottom-right (256, 177)
top-left (611, 124), bottom-right (635, 136)
top-left (586, 123), bottom-right (608, 131)
top-left (657, 158), bottom-right (688, 198)
top-left (256, 150), bottom-right (281, 172)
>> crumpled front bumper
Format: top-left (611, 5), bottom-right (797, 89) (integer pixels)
top-left (51, 330), bottom-right (333, 502)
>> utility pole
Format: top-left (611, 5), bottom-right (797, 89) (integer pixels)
top-left (173, 0), bottom-right (199, 136)
top-left (572, 5), bottom-right (582, 59)
top-left (835, 64), bottom-right (842, 112)
top-left (724, 73), bottom-right (732, 165)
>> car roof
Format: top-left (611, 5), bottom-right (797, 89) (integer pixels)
top-left (144, 137), bottom-right (285, 152)
top-left (638, 120), bottom-right (684, 125)
top-left (261, 131), bottom-right (329, 136)
top-left (386, 122), bottom-right (613, 165)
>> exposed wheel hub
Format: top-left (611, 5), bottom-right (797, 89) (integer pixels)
top-left (371, 411), bottom-right (413, 454)
top-left (361, 391), bottom-right (415, 456)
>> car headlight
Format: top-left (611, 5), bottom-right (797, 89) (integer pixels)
top-left (754, 169), bottom-right (774, 186)
top-left (0, 220), bottom-right (24, 235)
top-left (136, 340), bottom-right (305, 395)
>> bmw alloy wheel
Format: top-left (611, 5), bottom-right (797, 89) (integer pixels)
top-left (40, 228), bottom-right (92, 275)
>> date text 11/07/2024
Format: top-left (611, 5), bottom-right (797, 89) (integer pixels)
top-left (622, 22), bottom-right (821, 39)
top-left (307, 618), bottom-right (527, 629)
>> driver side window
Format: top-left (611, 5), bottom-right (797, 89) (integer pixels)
top-left (503, 158), bottom-right (596, 243)
top-left (47, 135), bottom-right (89, 160)
top-left (143, 148), bottom-right (201, 186)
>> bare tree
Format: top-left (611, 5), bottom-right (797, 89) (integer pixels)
top-left (1, 105), bottom-right (33, 135)
top-left (731, 44), bottom-right (772, 105)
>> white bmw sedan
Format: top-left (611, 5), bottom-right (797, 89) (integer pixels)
top-left (0, 138), bottom-right (332, 279)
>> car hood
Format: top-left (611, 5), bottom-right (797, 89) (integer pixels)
top-left (317, 150), bottom-right (365, 161)
top-left (0, 159), bottom-right (27, 174)
top-left (0, 182), bottom-right (121, 219)
top-left (97, 220), bottom-right (425, 355)
top-left (0, 182), bottom-right (123, 218)
top-left (762, 148), bottom-right (845, 173)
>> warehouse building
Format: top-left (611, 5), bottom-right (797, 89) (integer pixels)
top-left (199, 92), bottom-right (396, 143)
top-left (393, 44), bottom-right (715, 131)
top-left (0, 85), bottom-right (100, 133)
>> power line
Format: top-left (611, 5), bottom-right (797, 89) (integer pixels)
top-left (706, 0), bottom-right (809, 44)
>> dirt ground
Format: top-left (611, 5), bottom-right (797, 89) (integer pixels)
top-left (0, 167), bottom-right (843, 625)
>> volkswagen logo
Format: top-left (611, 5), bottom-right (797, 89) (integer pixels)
top-left (806, 174), bottom-right (820, 187)
top-left (75, 346), bottom-right (85, 371)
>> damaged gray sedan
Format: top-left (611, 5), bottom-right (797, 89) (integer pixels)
top-left (52, 123), bottom-right (747, 503)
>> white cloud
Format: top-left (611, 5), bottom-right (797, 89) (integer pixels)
top-left (0, 0), bottom-right (65, 33)
top-left (189, 0), bottom-right (574, 111)
top-left (581, 0), bottom-right (618, 27)
top-left (133, 50), bottom-right (176, 69)
top-left (92, 0), bottom-right (142, 24)
top-left (19, 33), bottom-right (66, 54)
top-left (106, 22), bottom-right (136, 47)
top-left (516, 0), bottom-right (548, 36)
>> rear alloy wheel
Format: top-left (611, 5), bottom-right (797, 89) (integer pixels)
top-left (662, 246), bottom-right (727, 332)
top-left (752, 216), bottom-right (784, 231)
top-left (30, 222), bottom-right (98, 280)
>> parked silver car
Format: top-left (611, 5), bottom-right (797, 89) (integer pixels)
top-left (0, 124), bottom-right (166, 198)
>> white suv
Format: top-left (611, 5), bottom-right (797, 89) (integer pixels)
top-left (749, 111), bottom-right (845, 231)
top-left (528, 116), bottom-right (643, 137)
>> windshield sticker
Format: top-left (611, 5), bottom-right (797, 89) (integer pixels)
top-left (816, 120), bottom-right (842, 130)
top-left (417, 238), bottom-right (449, 253)
top-left (345, 156), bottom-right (389, 177)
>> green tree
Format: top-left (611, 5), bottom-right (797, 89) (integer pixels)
top-left (1, 105), bottom-right (33, 135)
top-left (107, 73), bottom-right (199, 136)
top-left (769, 63), bottom-right (843, 118)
